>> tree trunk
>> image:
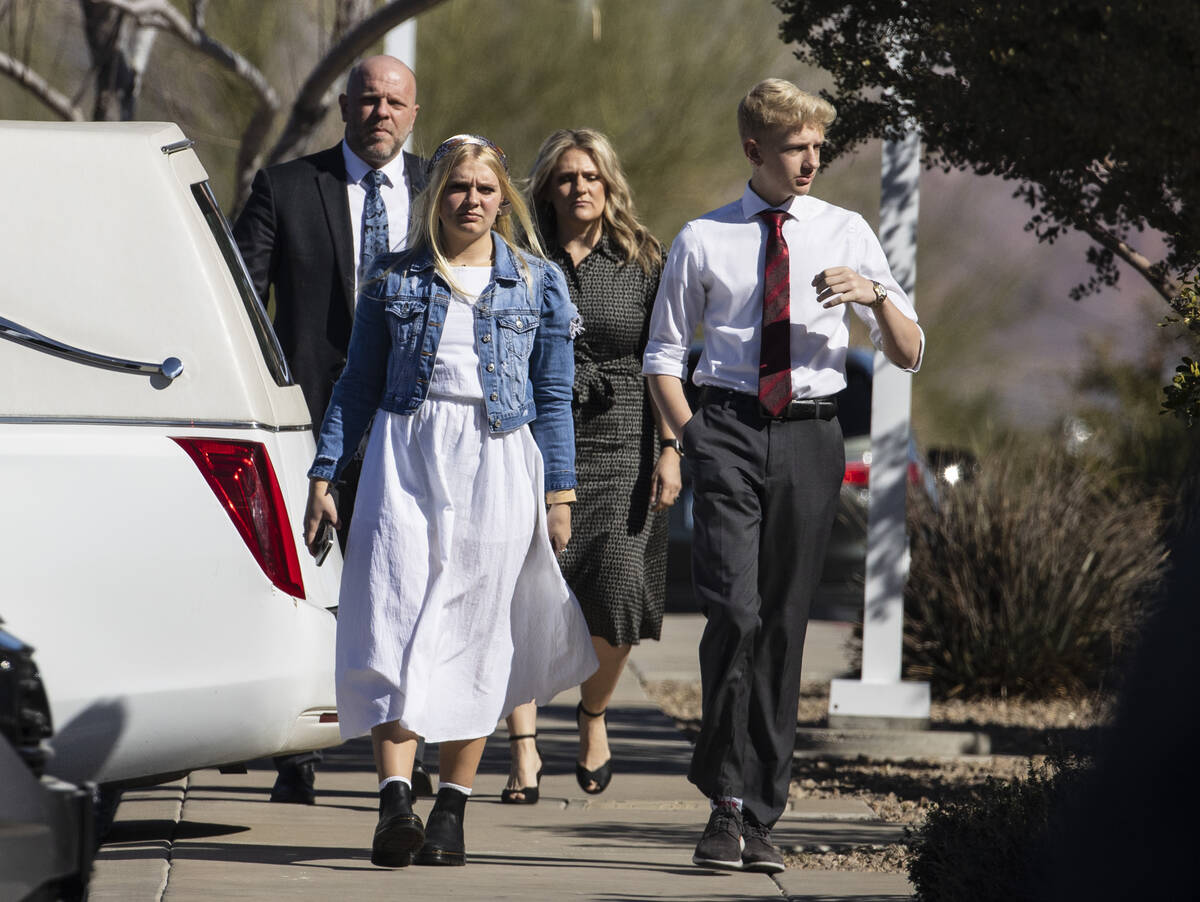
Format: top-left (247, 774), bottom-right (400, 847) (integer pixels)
top-left (80, 0), bottom-right (155, 121)
top-left (264, 0), bottom-right (444, 176)
top-left (335, 0), bottom-right (376, 42)
top-left (81, 1), bottom-right (132, 120)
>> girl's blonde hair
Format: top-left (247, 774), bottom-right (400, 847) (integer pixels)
top-left (528, 128), bottom-right (662, 276)
top-left (407, 137), bottom-right (545, 288)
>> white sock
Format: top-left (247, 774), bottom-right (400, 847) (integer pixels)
top-left (439, 781), bottom-right (472, 797)
top-left (379, 775), bottom-right (412, 792)
top-left (712, 796), bottom-right (743, 811)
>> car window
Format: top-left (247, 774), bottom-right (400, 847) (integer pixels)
top-left (190, 182), bottom-right (292, 387)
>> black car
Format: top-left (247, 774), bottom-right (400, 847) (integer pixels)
top-left (0, 619), bottom-right (94, 902)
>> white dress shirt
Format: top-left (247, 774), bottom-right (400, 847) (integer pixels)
top-left (643, 185), bottom-right (924, 400)
top-left (342, 141), bottom-right (412, 298)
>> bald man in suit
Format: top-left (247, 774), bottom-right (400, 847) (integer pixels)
top-left (234, 55), bottom-right (429, 804)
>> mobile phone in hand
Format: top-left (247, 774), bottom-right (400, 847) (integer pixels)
top-left (314, 520), bottom-right (335, 566)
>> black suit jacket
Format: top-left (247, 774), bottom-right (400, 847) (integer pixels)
top-left (233, 144), bottom-right (428, 431)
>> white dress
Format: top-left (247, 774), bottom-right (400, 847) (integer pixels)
top-left (334, 265), bottom-right (598, 742)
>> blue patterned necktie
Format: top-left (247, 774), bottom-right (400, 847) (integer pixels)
top-left (359, 169), bottom-right (389, 282)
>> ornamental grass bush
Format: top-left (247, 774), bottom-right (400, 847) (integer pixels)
top-left (906, 756), bottom-right (1088, 902)
top-left (901, 443), bottom-right (1167, 698)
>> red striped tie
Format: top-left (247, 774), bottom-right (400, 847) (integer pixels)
top-left (758, 209), bottom-right (792, 416)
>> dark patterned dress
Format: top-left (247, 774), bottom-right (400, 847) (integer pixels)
top-left (551, 236), bottom-right (667, 646)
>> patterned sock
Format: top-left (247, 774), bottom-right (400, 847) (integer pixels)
top-left (712, 796), bottom-right (743, 811)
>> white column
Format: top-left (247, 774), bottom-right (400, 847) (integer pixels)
top-left (384, 21), bottom-right (417, 152)
top-left (827, 128), bottom-right (931, 726)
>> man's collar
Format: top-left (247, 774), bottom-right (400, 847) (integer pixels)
top-left (341, 140), bottom-right (407, 188)
top-left (740, 183), bottom-right (808, 221)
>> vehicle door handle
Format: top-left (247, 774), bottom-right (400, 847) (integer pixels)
top-left (0, 315), bottom-right (184, 382)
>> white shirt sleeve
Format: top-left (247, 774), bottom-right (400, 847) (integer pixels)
top-left (849, 215), bottom-right (926, 373)
top-left (643, 224), bottom-right (706, 380)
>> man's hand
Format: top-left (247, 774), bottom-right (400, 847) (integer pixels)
top-left (547, 502), bottom-right (572, 554)
top-left (813, 267), bottom-right (923, 370)
top-left (813, 266), bottom-right (878, 309)
top-left (650, 447), bottom-right (683, 512)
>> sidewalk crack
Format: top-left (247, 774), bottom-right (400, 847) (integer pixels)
top-left (158, 773), bottom-right (189, 900)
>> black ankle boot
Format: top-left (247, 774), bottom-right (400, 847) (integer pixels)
top-left (371, 781), bottom-right (425, 868)
top-left (414, 786), bottom-right (468, 866)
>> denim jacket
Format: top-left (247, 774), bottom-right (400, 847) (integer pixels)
top-left (308, 233), bottom-right (578, 494)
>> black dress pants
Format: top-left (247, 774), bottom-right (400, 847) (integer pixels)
top-left (682, 395), bottom-right (844, 827)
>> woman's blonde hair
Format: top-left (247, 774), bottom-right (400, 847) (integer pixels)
top-left (407, 137), bottom-right (545, 288)
top-left (528, 128), bottom-right (662, 276)
top-left (737, 78), bottom-right (836, 141)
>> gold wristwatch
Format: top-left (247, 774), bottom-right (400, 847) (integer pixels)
top-left (870, 280), bottom-right (888, 309)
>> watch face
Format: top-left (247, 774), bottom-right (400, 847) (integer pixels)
top-left (873, 281), bottom-right (887, 303)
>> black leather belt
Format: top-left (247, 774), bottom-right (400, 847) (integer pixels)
top-left (699, 386), bottom-right (838, 421)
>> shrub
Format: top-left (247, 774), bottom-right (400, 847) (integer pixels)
top-left (1161, 273), bottom-right (1200, 427)
top-left (907, 756), bottom-right (1088, 902)
top-left (902, 443), bottom-right (1167, 698)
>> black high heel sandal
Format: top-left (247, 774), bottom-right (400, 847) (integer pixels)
top-left (500, 732), bottom-right (543, 805)
top-left (575, 702), bottom-right (613, 795)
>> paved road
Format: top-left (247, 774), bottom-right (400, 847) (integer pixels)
top-left (90, 615), bottom-right (913, 901)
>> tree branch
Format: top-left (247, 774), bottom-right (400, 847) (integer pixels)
top-left (94, 0), bottom-right (276, 109)
top-left (0, 50), bottom-right (86, 120)
top-left (90, 0), bottom-right (279, 194)
top-left (1079, 219), bottom-right (1176, 302)
top-left (264, 0), bottom-right (444, 171)
top-left (190, 0), bottom-right (208, 30)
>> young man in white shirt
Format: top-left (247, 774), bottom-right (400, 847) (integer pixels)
top-left (643, 78), bottom-right (924, 873)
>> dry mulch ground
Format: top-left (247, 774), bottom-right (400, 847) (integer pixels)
top-left (642, 679), bottom-right (1112, 873)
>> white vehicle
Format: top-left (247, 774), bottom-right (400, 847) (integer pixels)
top-left (0, 121), bottom-right (342, 787)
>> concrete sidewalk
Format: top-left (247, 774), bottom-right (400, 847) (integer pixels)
top-left (90, 615), bottom-right (913, 901)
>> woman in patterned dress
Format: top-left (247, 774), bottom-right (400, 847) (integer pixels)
top-left (502, 129), bottom-right (682, 803)
top-left (304, 135), bottom-right (596, 866)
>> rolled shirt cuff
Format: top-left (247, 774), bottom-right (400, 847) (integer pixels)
top-left (546, 489), bottom-right (577, 505)
top-left (641, 345), bottom-right (690, 381)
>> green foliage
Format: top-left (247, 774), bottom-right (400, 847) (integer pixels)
top-left (903, 442), bottom-right (1167, 698)
top-left (774, 0), bottom-right (1200, 302)
top-left (1073, 339), bottom-right (1190, 477)
top-left (1161, 274), bottom-right (1200, 426)
top-left (1067, 329), bottom-right (1200, 537)
top-left (907, 756), bottom-right (1088, 901)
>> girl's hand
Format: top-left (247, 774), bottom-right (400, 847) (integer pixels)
top-left (547, 502), bottom-right (572, 554)
top-left (303, 478), bottom-right (340, 555)
top-left (649, 447), bottom-right (683, 512)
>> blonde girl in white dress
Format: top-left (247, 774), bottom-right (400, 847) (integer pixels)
top-left (303, 135), bottom-right (596, 869)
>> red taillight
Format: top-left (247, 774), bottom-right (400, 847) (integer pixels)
top-left (173, 438), bottom-right (305, 599)
top-left (844, 461), bottom-right (870, 486)
top-left (844, 461), bottom-right (922, 487)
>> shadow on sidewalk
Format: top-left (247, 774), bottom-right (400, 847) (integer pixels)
top-left (264, 703), bottom-right (696, 781)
